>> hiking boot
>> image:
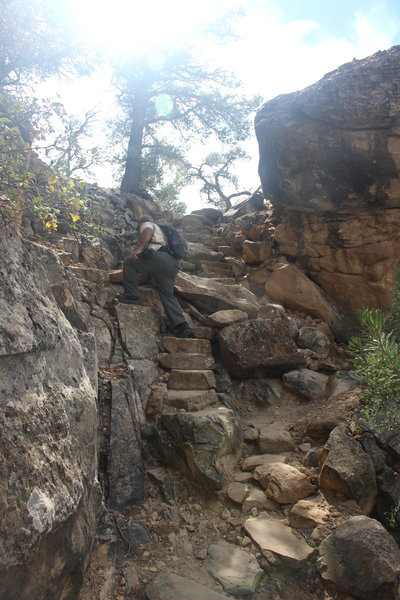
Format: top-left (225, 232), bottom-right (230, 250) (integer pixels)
top-left (173, 323), bottom-right (194, 338)
top-left (116, 294), bottom-right (140, 305)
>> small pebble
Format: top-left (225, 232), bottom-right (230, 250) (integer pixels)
top-left (221, 508), bottom-right (231, 520)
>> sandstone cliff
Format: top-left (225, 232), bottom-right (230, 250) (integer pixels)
top-left (255, 45), bottom-right (400, 314)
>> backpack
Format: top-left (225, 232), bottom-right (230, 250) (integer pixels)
top-left (159, 224), bottom-right (189, 260)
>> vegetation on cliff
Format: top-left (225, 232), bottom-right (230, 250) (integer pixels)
top-left (350, 270), bottom-right (400, 433)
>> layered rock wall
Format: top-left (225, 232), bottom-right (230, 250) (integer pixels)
top-left (255, 46), bottom-right (400, 313)
top-left (0, 224), bottom-right (102, 599)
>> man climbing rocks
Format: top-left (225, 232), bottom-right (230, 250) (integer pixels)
top-left (117, 215), bottom-right (193, 338)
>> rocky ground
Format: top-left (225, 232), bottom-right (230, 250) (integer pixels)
top-left (79, 373), bottom-right (360, 600)
top-left (77, 306), bottom-right (362, 600)
top-left (14, 200), bottom-right (397, 600)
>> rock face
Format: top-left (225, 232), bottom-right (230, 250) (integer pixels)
top-left (319, 516), bottom-right (400, 599)
top-left (0, 225), bottom-right (101, 599)
top-left (255, 46), bottom-right (400, 314)
top-left (218, 318), bottom-right (306, 378)
top-left (107, 378), bottom-right (144, 510)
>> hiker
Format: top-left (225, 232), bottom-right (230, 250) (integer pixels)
top-left (118, 215), bottom-right (193, 338)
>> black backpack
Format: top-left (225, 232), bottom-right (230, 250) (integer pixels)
top-left (159, 224), bottom-right (189, 260)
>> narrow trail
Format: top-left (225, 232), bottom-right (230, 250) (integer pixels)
top-left (77, 214), bottom-right (359, 600)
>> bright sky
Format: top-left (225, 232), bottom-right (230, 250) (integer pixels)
top-left (44, 0), bottom-right (400, 210)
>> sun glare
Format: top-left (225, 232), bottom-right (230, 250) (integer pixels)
top-left (68, 0), bottom-right (230, 55)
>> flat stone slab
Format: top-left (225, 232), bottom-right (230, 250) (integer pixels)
top-left (168, 369), bottom-right (216, 390)
top-left (226, 482), bottom-right (251, 504)
top-left (207, 309), bottom-right (248, 327)
top-left (166, 389), bottom-right (218, 411)
top-left (258, 429), bottom-right (295, 453)
top-left (232, 471), bottom-right (254, 483)
top-left (244, 516), bottom-right (314, 564)
top-left (289, 498), bottom-right (329, 528)
top-left (175, 271), bottom-right (260, 317)
top-left (191, 325), bottom-right (215, 339)
top-left (159, 352), bottom-right (215, 371)
top-left (162, 337), bottom-right (211, 355)
top-left (117, 305), bottom-right (160, 359)
top-left (243, 488), bottom-right (277, 512)
top-left (207, 540), bottom-right (263, 595)
top-left (242, 453), bottom-right (290, 471)
top-left (146, 572), bottom-right (229, 600)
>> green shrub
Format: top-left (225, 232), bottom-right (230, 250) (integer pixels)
top-left (349, 270), bottom-right (400, 433)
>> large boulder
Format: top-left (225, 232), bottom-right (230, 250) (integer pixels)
top-left (319, 516), bottom-right (400, 599)
top-left (0, 225), bottom-right (101, 599)
top-left (256, 46), bottom-right (400, 213)
top-left (282, 369), bottom-right (330, 401)
top-left (256, 47), bottom-right (400, 314)
top-left (156, 407), bottom-right (242, 488)
top-left (218, 318), bottom-right (306, 378)
top-left (254, 462), bottom-right (316, 504)
top-left (175, 271), bottom-right (260, 317)
top-left (319, 425), bottom-right (378, 514)
top-left (265, 263), bottom-right (346, 338)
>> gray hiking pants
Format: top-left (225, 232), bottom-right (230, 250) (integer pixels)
top-left (122, 250), bottom-right (186, 329)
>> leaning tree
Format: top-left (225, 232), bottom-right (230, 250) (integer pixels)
top-left (110, 45), bottom-right (261, 198)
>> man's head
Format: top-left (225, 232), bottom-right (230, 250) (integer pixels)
top-left (137, 215), bottom-right (153, 229)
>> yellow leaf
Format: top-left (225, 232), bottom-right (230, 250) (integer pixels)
top-left (48, 177), bottom-right (58, 185)
top-left (45, 221), bottom-right (53, 228)
top-left (69, 212), bottom-right (80, 222)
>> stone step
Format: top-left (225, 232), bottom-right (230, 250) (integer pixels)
top-left (162, 337), bottom-right (212, 354)
top-left (184, 233), bottom-right (215, 244)
top-left (158, 353), bottom-right (215, 371)
top-left (181, 225), bottom-right (214, 235)
top-left (200, 260), bottom-right (233, 274)
top-left (168, 369), bottom-right (216, 390)
top-left (192, 325), bottom-right (215, 340)
top-left (200, 269), bottom-right (234, 279)
top-left (165, 389), bottom-right (218, 411)
top-left (209, 277), bottom-right (237, 285)
top-left (211, 245), bottom-right (233, 256)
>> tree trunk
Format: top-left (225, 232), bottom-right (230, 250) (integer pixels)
top-left (120, 85), bottom-right (148, 195)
